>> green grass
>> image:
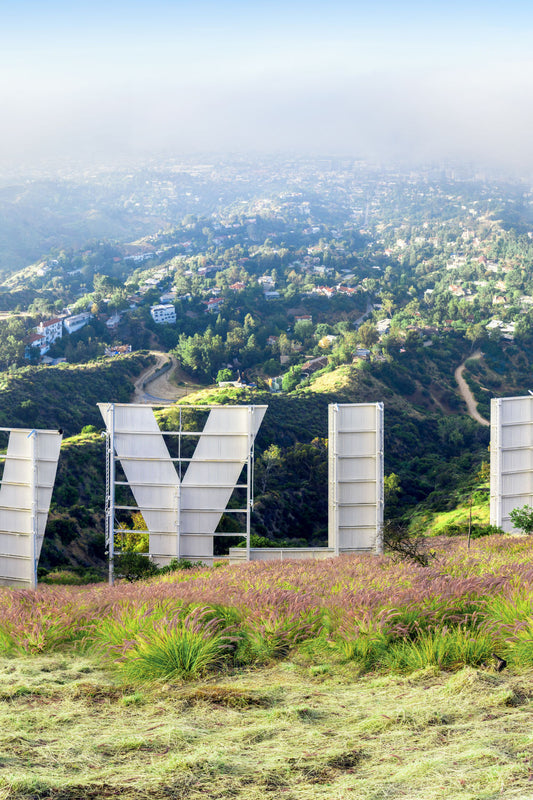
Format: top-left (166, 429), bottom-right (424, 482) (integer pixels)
top-left (117, 610), bottom-right (237, 682)
top-left (1, 654), bottom-right (533, 799)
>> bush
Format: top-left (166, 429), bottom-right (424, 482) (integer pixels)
top-left (236, 534), bottom-right (280, 548)
top-left (509, 505), bottom-right (533, 534)
top-left (114, 552), bottom-right (159, 582)
top-left (440, 522), bottom-right (505, 539)
top-left (159, 558), bottom-right (198, 573)
top-left (40, 570), bottom-right (86, 586)
top-left (46, 517), bottom-right (79, 545)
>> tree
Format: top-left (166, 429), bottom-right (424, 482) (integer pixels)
top-left (282, 365), bottom-right (302, 392)
top-left (294, 319), bottom-right (313, 343)
top-left (509, 505), bottom-right (533, 534)
top-left (259, 443), bottom-right (282, 491)
top-left (357, 320), bottom-right (379, 349)
top-left (216, 368), bottom-right (233, 383)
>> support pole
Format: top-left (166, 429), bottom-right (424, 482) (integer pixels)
top-left (246, 406), bottom-right (252, 562)
top-left (175, 482), bottom-right (181, 561)
top-left (376, 403), bottom-right (384, 556)
top-left (106, 405), bottom-right (116, 586)
top-left (28, 430), bottom-right (38, 589)
top-left (331, 404), bottom-right (340, 556)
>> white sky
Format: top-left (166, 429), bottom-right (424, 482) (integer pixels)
top-left (2, 0), bottom-right (533, 172)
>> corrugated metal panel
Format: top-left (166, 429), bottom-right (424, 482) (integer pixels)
top-left (328, 403), bottom-right (384, 554)
top-left (0, 429), bottom-right (62, 587)
top-left (490, 395), bottom-right (533, 532)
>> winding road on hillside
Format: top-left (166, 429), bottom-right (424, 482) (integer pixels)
top-left (454, 350), bottom-right (490, 426)
top-left (132, 351), bottom-right (197, 404)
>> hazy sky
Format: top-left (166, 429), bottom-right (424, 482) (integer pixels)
top-left (2, 0), bottom-right (533, 172)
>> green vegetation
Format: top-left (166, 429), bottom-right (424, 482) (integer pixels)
top-left (0, 353), bottom-right (151, 435)
top-left (509, 504), bottom-right (533, 534)
top-left (2, 539), bottom-right (533, 797)
top-left (4, 160), bottom-right (533, 572)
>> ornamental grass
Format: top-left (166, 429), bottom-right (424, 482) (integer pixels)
top-left (0, 536), bottom-right (532, 679)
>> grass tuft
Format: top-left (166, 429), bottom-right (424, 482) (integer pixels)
top-left (116, 607), bottom-right (237, 682)
top-left (383, 627), bottom-right (494, 673)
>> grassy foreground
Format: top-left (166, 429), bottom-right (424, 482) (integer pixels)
top-left (2, 537), bottom-right (533, 798)
top-left (1, 655), bottom-right (533, 799)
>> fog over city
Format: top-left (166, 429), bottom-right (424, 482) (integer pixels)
top-left (2, 0), bottom-right (533, 174)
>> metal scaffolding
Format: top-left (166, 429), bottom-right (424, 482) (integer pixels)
top-left (100, 403), bottom-right (266, 584)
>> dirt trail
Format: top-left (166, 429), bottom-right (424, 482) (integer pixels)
top-left (132, 351), bottom-right (196, 404)
top-left (454, 350), bottom-right (490, 426)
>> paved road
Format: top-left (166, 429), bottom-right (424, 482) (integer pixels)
top-left (454, 350), bottom-right (490, 426)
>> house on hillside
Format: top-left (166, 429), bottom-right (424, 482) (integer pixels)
top-left (301, 356), bottom-right (329, 375)
top-left (150, 304), bottom-right (176, 324)
top-left (36, 317), bottom-right (63, 346)
top-left (204, 297), bottom-right (224, 314)
top-left (63, 312), bottom-right (92, 335)
top-left (25, 332), bottom-right (48, 358)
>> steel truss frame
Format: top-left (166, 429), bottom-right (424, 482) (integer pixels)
top-left (103, 404), bottom-right (262, 584)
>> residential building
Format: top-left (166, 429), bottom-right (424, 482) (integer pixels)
top-left (25, 332), bottom-right (48, 357)
top-left (36, 318), bottom-right (63, 346)
top-left (63, 312), bottom-right (92, 335)
top-left (106, 313), bottom-right (122, 330)
top-left (150, 304), bottom-right (176, 324)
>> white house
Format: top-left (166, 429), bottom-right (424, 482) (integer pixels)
top-left (36, 318), bottom-right (63, 345)
top-left (150, 304), bottom-right (176, 325)
top-left (106, 313), bottom-right (122, 330)
top-left (26, 332), bottom-right (48, 356)
top-left (63, 312), bottom-right (92, 335)
top-left (159, 290), bottom-right (177, 304)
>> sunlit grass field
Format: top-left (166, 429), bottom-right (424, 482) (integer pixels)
top-left (2, 536), bottom-right (533, 799)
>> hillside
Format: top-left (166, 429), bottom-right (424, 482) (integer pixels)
top-left (0, 352), bottom-right (152, 435)
top-left (27, 343), bottom-right (497, 575)
top-left (2, 161), bottom-right (533, 569)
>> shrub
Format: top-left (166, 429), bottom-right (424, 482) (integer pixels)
top-left (40, 570), bottom-right (85, 586)
top-left (441, 523), bottom-right (505, 539)
top-left (46, 517), bottom-right (79, 545)
top-left (236, 534), bottom-right (280, 548)
top-left (509, 505), bottom-right (533, 534)
top-left (159, 558), bottom-right (198, 573)
top-left (114, 552), bottom-right (159, 582)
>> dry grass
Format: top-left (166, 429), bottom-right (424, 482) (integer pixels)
top-left (1, 654), bottom-right (533, 799)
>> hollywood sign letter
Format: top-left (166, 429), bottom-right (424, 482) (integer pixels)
top-left (98, 403), bottom-right (267, 565)
top-left (0, 428), bottom-right (62, 588)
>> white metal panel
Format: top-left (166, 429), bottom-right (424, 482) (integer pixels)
top-left (338, 505), bottom-right (378, 527)
top-left (99, 404), bottom-right (179, 545)
top-left (336, 529), bottom-right (376, 550)
top-left (328, 403), bottom-right (384, 555)
top-left (0, 429), bottom-right (62, 587)
top-left (337, 481), bottom-right (377, 504)
top-left (100, 404), bottom-right (266, 565)
top-left (490, 396), bottom-right (533, 532)
top-left (179, 406), bottom-right (266, 558)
